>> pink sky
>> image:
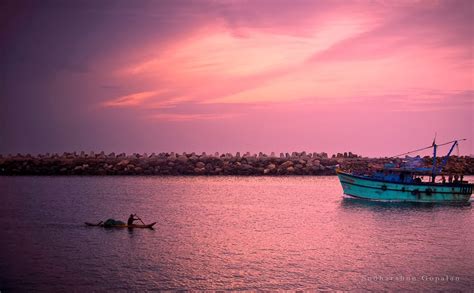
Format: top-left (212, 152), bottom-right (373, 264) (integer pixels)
top-left (1, 0), bottom-right (473, 156)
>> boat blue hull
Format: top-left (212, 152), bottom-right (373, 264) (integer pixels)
top-left (337, 171), bottom-right (473, 203)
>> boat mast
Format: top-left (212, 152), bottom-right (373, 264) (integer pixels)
top-left (431, 139), bottom-right (437, 181)
top-left (437, 140), bottom-right (459, 174)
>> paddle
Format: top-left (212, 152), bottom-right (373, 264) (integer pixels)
top-left (134, 214), bottom-right (146, 225)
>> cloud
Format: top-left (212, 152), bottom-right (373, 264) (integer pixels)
top-left (103, 91), bottom-right (158, 107)
top-left (114, 16), bottom-right (371, 107)
top-left (149, 113), bottom-right (239, 122)
top-left (308, 0), bottom-right (473, 63)
top-left (324, 89), bottom-right (474, 113)
top-left (103, 0), bottom-right (472, 121)
top-left (121, 21), bottom-right (367, 78)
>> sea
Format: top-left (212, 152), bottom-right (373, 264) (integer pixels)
top-left (0, 176), bottom-right (473, 291)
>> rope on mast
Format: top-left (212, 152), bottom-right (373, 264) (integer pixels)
top-left (390, 139), bottom-right (466, 158)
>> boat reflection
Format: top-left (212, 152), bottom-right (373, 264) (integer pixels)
top-left (340, 196), bottom-right (471, 211)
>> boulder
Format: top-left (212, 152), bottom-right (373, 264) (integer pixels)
top-left (280, 161), bottom-right (293, 169)
top-left (177, 155), bottom-right (188, 163)
top-left (267, 163), bottom-right (276, 170)
top-left (246, 156), bottom-right (257, 163)
top-left (196, 162), bottom-right (206, 168)
top-left (194, 167), bottom-right (205, 174)
top-left (240, 163), bottom-right (253, 170)
top-left (117, 160), bottom-right (129, 166)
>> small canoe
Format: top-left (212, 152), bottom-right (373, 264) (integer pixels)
top-left (85, 222), bottom-right (156, 229)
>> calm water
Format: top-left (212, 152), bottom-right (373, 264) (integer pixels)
top-left (0, 176), bottom-right (473, 291)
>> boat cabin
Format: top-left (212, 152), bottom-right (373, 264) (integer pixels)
top-left (369, 163), bottom-right (465, 185)
top-left (371, 166), bottom-right (426, 184)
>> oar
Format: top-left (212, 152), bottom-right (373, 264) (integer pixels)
top-left (134, 214), bottom-right (146, 225)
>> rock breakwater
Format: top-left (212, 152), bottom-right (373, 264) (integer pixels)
top-left (0, 151), bottom-right (472, 176)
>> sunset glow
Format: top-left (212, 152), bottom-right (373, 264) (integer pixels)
top-left (1, 0), bottom-right (472, 156)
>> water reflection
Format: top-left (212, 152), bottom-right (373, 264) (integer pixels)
top-left (340, 196), bottom-right (472, 212)
top-left (0, 176), bottom-right (472, 291)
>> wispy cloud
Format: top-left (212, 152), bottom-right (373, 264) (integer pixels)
top-left (101, 1), bottom-right (472, 124)
top-left (103, 91), bottom-right (158, 107)
top-left (111, 2), bottom-right (471, 106)
top-left (149, 113), bottom-right (239, 122)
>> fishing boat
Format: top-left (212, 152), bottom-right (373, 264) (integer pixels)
top-left (85, 216), bottom-right (156, 229)
top-left (337, 139), bottom-right (473, 203)
top-left (85, 221), bottom-right (156, 229)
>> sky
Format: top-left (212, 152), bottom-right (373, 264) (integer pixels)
top-left (0, 0), bottom-right (473, 157)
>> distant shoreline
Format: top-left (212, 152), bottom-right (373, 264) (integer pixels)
top-left (1, 152), bottom-right (472, 176)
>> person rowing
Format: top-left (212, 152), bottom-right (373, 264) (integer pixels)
top-left (127, 214), bottom-right (140, 226)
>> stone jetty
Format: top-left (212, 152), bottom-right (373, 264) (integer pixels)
top-left (0, 151), bottom-right (472, 176)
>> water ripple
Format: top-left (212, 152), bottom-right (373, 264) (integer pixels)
top-left (0, 176), bottom-right (473, 291)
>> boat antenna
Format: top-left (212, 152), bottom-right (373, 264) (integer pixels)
top-left (431, 133), bottom-right (437, 176)
top-left (390, 138), bottom-right (467, 158)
